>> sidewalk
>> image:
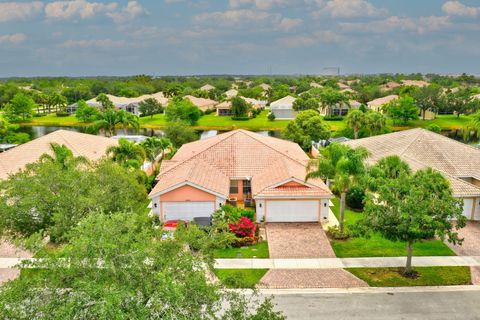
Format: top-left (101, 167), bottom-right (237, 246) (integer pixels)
top-left (214, 256), bottom-right (480, 269)
top-left (2, 256), bottom-right (480, 269)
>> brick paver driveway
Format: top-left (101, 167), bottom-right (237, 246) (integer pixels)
top-left (447, 222), bottom-right (480, 285)
top-left (260, 223), bottom-right (367, 288)
top-left (266, 223), bottom-right (335, 258)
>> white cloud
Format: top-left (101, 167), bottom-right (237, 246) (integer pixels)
top-left (319, 0), bottom-right (387, 18)
top-left (229, 0), bottom-right (292, 10)
top-left (0, 33), bottom-right (27, 44)
top-left (0, 1), bottom-right (44, 22)
top-left (340, 15), bottom-right (451, 34)
top-left (60, 39), bottom-right (125, 49)
top-left (442, 1), bottom-right (479, 16)
top-left (278, 30), bottom-right (343, 47)
top-left (107, 1), bottom-right (147, 24)
top-left (194, 9), bottom-right (301, 32)
top-left (45, 0), bottom-right (117, 20)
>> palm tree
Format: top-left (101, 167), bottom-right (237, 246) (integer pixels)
top-left (141, 136), bottom-right (174, 163)
top-left (107, 138), bottom-right (146, 169)
top-left (306, 143), bottom-right (369, 233)
top-left (346, 109), bottom-right (365, 139)
top-left (366, 111), bottom-right (386, 136)
top-left (470, 111), bottom-right (480, 139)
top-left (319, 88), bottom-right (349, 116)
top-left (117, 110), bottom-right (140, 135)
top-left (90, 110), bottom-right (119, 137)
top-left (40, 143), bottom-right (88, 170)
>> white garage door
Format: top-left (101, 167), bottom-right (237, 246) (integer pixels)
top-left (267, 200), bottom-right (319, 222)
top-left (163, 202), bottom-right (215, 221)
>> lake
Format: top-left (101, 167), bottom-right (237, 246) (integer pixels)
top-left (18, 125), bottom-right (282, 140)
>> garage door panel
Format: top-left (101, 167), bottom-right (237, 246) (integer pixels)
top-left (163, 202), bottom-right (214, 221)
top-left (267, 200), bottom-right (318, 222)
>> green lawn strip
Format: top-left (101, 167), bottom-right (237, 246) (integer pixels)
top-left (390, 114), bottom-right (473, 131)
top-left (213, 241), bottom-right (269, 258)
top-left (330, 198), bottom-right (456, 257)
top-left (347, 266), bottom-right (471, 287)
top-left (213, 269), bottom-right (269, 289)
top-left (20, 114), bottom-right (91, 127)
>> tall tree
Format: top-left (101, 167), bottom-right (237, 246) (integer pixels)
top-left (411, 85), bottom-right (442, 120)
top-left (360, 165), bottom-right (466, 276)
top-left (116, 109), bottom-right (140, 134)
top-left (138, 97), bottom-right (164, 118)
top-left (282, 109), bottom-right (330, 150)
top-left (4, 93), bottom-right (36, 121)
top-left (107, 138), bottom-right (146, 169)
top-left (141, 136), bottom-right (174, 163)
top-left (384, 96), bottom-right (419, 125)
top-left (96, 93), bottom-right (114, 111)
top-left (163, 121), bottom-right (198, 148)
top-left (319, 88), bottom-right (348, 116)
top-left (230, 96), bottom-right (250, 118)
top-left (75, 100), bottom-right (100, 122)
top-left (165, 97), bottom-right (202, 125)
top-left (40, 143), bottom-right (87, 170)
top-left (90, 110), bottom-right (120, 137)
top-left (365, 111), bottom-right (386, 136)
top-left (346, 109), bottom-right (365, 139)
top-left (307, 143), bottom-right (369, 233)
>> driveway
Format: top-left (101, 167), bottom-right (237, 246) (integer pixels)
top-left (0, 239), bottom-right (32, 285)
top-left (266, 223), bottom-right (335, 258)
top-left (447, 222), bottom-right (480, 285)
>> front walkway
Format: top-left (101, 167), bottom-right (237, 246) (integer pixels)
top-left (0, 240), bottom-right (32, 284)
top-left (265, 223), bottom-right (335, 258)
top-left (447, 222), bottom-right (480, 285)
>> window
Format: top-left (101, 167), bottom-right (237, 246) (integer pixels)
top-left (243, 179), bottom-right (251, 195)
top-left (229, 180), bottom-right (238, 194)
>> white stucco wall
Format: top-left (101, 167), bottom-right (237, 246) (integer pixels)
top-left (255, 200), bottom-right (265, 223)
top-left (320, 199), bottom-right (330, 220)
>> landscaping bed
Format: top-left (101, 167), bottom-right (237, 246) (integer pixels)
top-left (213, 269), bottom-right (268, 289)
top-left (213, 241), bottom-right (269, 258)
top-left (347, 266), bottom-right (471, 287)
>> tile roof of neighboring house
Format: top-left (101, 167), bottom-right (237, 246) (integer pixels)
top-left (349, 100), bottom-right (361, 108)
top-left (310, 82), bottom-right (323, 88)
top-left (241, 96), bottom-right (266, 108)
top-left (401, 80), bottom-right (430, 87)
top-left (215, 101), bottom-right (232, 109)
top-left (379, 81), bottom-right (401, 91)
top-left (343, 128), bottom-right (480, 197)
top-left (367, 94), bottom-right (399, 107)
top-left (224, 89), bottom-right (238, 98)
top-left (200, 84), bottom-right (215, 91)
top-left (0, 130), bottom-right (117, 180)
top-left (184, 95), bottom-right (218, 111)
top-left (86, 92), bottom-right (168, 107)
top-left (270, 95), bottom-right (296, 110)
top-left (341, 88), bottom-right (356, 94)
top-left (150, 130), bottom-right (331, 198)
top-left (259, 83), bottom-right (271, 90)
top-left (337, 82), bottom-right (350, 90)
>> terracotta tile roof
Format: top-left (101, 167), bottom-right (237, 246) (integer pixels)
top-left (270, 95), bottom-right (296, 110)
top-left (367, 94), bottom-right (399, 107)
top-left (200, 84), bottom-right (215, 91)
top-left (150, 130), bottom-right (332, 198)
top-left (215, 101), bottom-right (232, 109)
top-left (401, 80), bottom-right (429, 87)
top-left (184, 95), bottom-right (218, 111)
top-left (224, 89), bottom-right (238, 98)
top-left (343, 128), bottom-right (480, 197)
top-left (0, 130), bottom-right (117, 180)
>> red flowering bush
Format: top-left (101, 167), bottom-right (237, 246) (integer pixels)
top-left (229, 217), bottom-right (256, 238)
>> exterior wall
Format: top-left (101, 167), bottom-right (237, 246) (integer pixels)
top-left (272, 109), bottom-right (296, 120)
top-left (320, 199), bottom-right (330, 220)
top-left (465, 197), bottom-right (480, 220)
top-left (277, 181), bottom-right (306, 188)
top-left (161, 185), bottom-right (216, 202)
top-left (229, 180), bottom-right (244, 201)
top-left (255, 200), bottom-right (265, 222)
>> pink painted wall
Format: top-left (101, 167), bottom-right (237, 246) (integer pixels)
top-left (229, 180), bottom-right (244, 201)
top-left (161, 185), bottom-right (216, 201)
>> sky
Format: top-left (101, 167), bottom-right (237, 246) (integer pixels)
top-left (0, 0), bottom-right (479, 76)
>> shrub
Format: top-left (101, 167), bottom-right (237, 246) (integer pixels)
top-left (323, 115), bottom-right (344, 121)
top-left (231, 116), bottom-right (250, 121)
top-left (232, 236), bottom-right (260, 247)
top-left (346, 185), bottom-right (366, 210)
top-left (212, 205), bottom-right (254, 224)
top-left (327, 225), bottom-right (351, 240)
top-left (55, 111), bottom-right (70, 117)
top-left (229, 217), bottom-right (256, 238)
top-left (204, 108), bottom-right (215, 115)
top-left (267, 112), bottom-right (275, 121)
top-left (427, 124), bottom-right (442, 133)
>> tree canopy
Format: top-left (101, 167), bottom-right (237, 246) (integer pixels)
top-left (165, 97), bottom-right (202, 125)
top-left (282, 109), bottom-right (330, 150)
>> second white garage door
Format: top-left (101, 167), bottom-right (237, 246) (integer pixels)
top-left (163, 201), bottom-right (215, 221)
top-left (266, 200), bottom-right (319, 222)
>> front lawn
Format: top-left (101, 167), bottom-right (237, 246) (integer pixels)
top-left (213, 241), bottom-right (269, 258)
top-left (20, 114), bottom-right (91, 127)
top-left (213, 269), bottom-right (268, 288)
top-left (330, 198), bottom-right (456, 257)
top-left (347, 267), bottom-right (471, 287)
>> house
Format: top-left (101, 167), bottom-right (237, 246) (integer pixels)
top-left (269, 95), bottom-right (297, 120)
top-left (224, 89), bottom-right (238, 98)
top-left (184, 95), bottom-right (218, 112)
top-left (200, 84), bottom-right (216, 92)
top-left (343, 128), bottom-right (480, 220)
top-left (379, 81), bottom-right (401, 92)
top-left (337, 82), bottom-right (350, 90)
top-left (401, 80), bottom-right (430, 87)
top-left (259, 83), bottom-right (271, 91)
top-left (69, 92), bottom-right (169, 115)
top-left (148, 130), bottom-right (333, 223)
top-left (310, 82), bottom-right (323, 88)
top-left (0, 130), bottom-right (117, 180)
top-left (319, 100), bottom-right (360, 116)
top-left (241, 96), bottom-right (267, 109)
top-left (367, 94), bottom-right (399, 112)
top-left (215, 101), bottom-right (233, 116)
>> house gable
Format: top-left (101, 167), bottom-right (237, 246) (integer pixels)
top-left (160, 184), bottom-right (217, 202)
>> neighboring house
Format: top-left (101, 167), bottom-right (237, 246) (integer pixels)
top-left (379, 81), bottom-right (401, 92)
top-left (367, 94), bottom-right (399, 112)
top-left (184, 95), bottom-right (218, 112)
top-left (344, 128), bottom-right (480, 220)
top-left (319, 100), bottom-right (360, 116)
top-left (337, 82), bottom-right (350, 90)
top-left (259, 83), bottom-right (271, 91)
top-left (224, 89), bottom-right (238, 98)
top-left (215, 101), bottom-right (232, 116)
top-left (401, 80), bottom-right (430, 87)
top-left (0, 130), bottom-right (117, 180)
top-left (69, 92), bottom-right (169, 115)
top-left (310, 82), bottom-right (323, 88)
top-left (148, 130), bottom-right (333, 223)
top-left (200, 84), bottom-right (215, 91)
top-left (241, 96), bottom-right (267, 109)
top-left (270, 95), bottom-right (297, 120)
top-left (340, 88), bottom-right (356, 95)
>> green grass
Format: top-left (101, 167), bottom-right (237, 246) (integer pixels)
top-left (391, 114), bottom-right (473, 131)
top-left (330, 198), bottom-right (456, 257)
top-left (20, 114), bottom-right (91, 127)
top-left (347, 267), bottom-right (471, 287)
top-left (213, 269), bottom-right (268, 288)
top-left (213, 241), bottom-right (269, 258)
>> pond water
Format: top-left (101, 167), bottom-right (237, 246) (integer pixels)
top-left (18, 125), bottom-right (282, 140)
